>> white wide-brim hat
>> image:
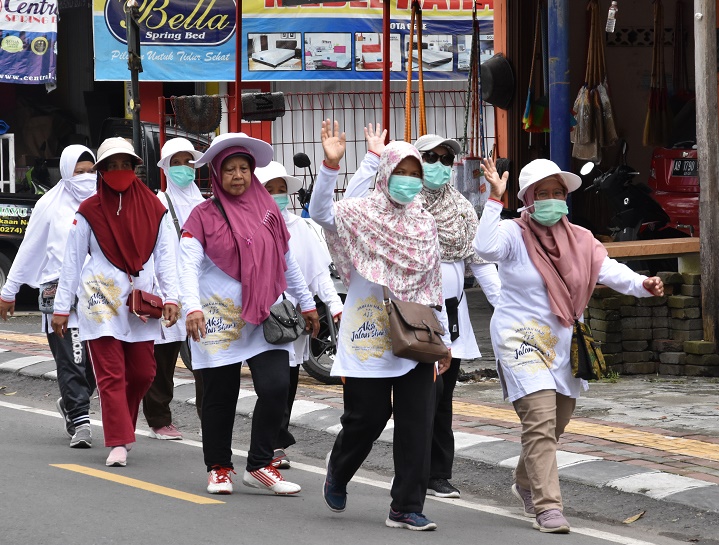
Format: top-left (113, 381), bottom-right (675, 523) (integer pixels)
top-left (517, 158), bottom-right (582, 202)
top-left (157, 137), bottom-right (203, 170)
top-left (192, 132), bottom-right (274, 169)
top-left (414, 134), bottom-right (462, 155)
top-left (94, 137), bottom-right (143, 169)
top-left (255, 161), bottom-right (303, 195)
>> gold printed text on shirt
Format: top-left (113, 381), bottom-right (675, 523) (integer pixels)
top-left (341, 295), bottom-right (391, 361)
top-left (500, 319), bottom-right (559, 372)
top-left (200, 295), bottom-right (245, 354)
top-left (81, 274), bottom-right (122, 323)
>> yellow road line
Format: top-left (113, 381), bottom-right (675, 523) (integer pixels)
top-left (51, 464), bottom-right (224, 504)
top-left (451, 401), bottom-right (719, 462)
top-left (0, 332), bottom-right (47, 345)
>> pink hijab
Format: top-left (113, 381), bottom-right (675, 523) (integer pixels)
top-left (182, 147), bottom-right (290, 325)
top-left (324, 141), bottom-right (443, 307)
top-left (515, 185), bottom-right (607, 328)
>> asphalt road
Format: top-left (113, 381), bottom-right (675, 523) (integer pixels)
top-left (0, 378), bottom-right (713, 545)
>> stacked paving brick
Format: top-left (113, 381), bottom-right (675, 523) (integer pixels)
top-left (586, 272), bottom-right (718, 377)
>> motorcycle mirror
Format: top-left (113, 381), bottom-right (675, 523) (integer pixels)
top-left (579, 162), bottom-right (596, 176)
top-left (293, 153), bottom-right (312, 169)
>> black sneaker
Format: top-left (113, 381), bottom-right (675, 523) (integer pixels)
top-left (385, 509), bottom-right (437, 531)
top-left (323, 452), bottom-right (347, 512)
top-left (56, 397), bottom-right (75, 438)
top-left (427, 478), bottom-right (460, 498)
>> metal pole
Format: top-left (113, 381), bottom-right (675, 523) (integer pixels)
top-left (234, 0), bottom-right (243, 131)
top-left (126, 0), bottom-right (143, 155)
top-left (382, 0), bottom-right (390, 142)
top-left (694, 0), bottom-right (719, 344)
top-left (547, 0), bottom-right (570, 170)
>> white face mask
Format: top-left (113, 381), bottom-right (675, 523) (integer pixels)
top-left (67, 172), bottom-right (97, 201)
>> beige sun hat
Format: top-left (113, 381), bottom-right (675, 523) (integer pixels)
top-left (93, 137), bottom-right (143, 169)
top-left (517, 158), bottom-right (582, 202)
top-left (255, 161), bottom-right (303, 195)
top-left (157, 138), bottom-right (203, 170)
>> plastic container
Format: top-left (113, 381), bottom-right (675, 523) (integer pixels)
top-left (606, 1), bottom-right (618, 33)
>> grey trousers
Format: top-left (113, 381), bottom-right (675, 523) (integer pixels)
top-left (46, 325), bottom-right (95, 422)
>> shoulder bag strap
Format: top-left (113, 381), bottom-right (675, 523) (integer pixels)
top-left (165, 194), bottom-right (181, 238)
top-left (212, 197), bottom-right (230, 225)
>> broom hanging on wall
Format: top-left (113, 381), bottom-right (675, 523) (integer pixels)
top-left (643, 0), bottom-right (672, 146)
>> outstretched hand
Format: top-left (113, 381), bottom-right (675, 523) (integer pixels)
top-left (321, 119), bottom-right (346, 169)
top-left (364, 123), bottom-right (387, 156)
top-left (481, 156), bottom-right (509, 201)
top-left (643, 277), bottom-right (665, 297)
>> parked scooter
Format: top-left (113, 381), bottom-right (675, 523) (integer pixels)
top-left (293, 152), bottom-right (346, 385)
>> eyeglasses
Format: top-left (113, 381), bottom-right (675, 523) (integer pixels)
top-left (422, 151), bottom-right (455, 167)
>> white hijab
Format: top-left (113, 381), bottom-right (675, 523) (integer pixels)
top-left (10, 145), bottom-right (96, 288)
top-left (160, 159), bottom-right (204, 226)
top-left (281, 207), bottom-right (331, 288)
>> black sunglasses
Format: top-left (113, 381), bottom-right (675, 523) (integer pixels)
top-left (422, 151), bottom-right (455, 167)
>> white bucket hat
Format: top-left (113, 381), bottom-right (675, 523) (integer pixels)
top-left (157, 138), bottom-right (203, 170)
top-left (94, 137), bottom-right (143, 169)
top-left (192, 132), bottom-right (273, 169)
top-left (517, 158), bottom-right (582, 202)
top-left (414, 134), bottom-right (462, 155)
top-left (255, 161), bottom-right (303, 195)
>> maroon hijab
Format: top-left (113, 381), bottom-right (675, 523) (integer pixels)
top-left (514, 186), bottom-right (607, 327)
top-left (182, 147), bottom-right (291, 325)
top-left (78, 171), bottom-right (167, 276)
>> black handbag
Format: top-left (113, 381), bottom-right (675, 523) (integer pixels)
top-left (263, 298), bottom-right (306, 345)
top-left (444, 295), bottom-right (462, 342)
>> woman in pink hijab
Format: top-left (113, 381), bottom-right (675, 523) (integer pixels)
top-left (179, 133), bottom-right (320, 497)
top-left (475, 157), bottom-right (664, 535)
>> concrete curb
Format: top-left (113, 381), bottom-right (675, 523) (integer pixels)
top-left (2, 355), bottom-right (718, 515)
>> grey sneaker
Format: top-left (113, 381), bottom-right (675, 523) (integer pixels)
top-left (511, 483), bottom-right (535, 517)
top-left (427, 478), bottom-right (460, 498)
top-left (533, 509), bottom-right (571, 534)
top-left (56, 397), bottom-right (75, 438)
top-left (70, 424), bottom-right (92, 448)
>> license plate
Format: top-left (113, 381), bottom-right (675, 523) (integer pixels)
top-left (671, 158), bottom-right (697, 177)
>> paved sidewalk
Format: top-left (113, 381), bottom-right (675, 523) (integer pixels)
top-left (1, 315), bottom-right (718, 515)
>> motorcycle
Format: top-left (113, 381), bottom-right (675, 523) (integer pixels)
top-left (293, 152), bottom-right (346, 385)
top-left (580, 140), bottom-right (688, 271)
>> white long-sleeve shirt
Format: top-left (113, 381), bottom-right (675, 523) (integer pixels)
top-left (54, 214), bottom-right (178, 343)
top-left (310, 163), bottom-right (450, 378)
top-left (474, 199), bottom-right (652, 402)
top-left (178, 235), bottom-right (316, 370)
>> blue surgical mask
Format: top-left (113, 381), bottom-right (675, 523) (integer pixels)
top-left (168, 165), bottom-right (196, 188)
top-left (272, 193), bottom-right (290, 211)
top-left (530, 199), bottom-right (569, 226)
top-left (422, 162), bottom-right (452, 190)
top-left (388, 175), bottom-right (423, 204)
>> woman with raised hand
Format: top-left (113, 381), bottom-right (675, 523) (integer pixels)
top-left (475, 156), bottom-right (664, 534)
top-left (179, 133), bottom-right (320, 497)
top-left (309, 120), bottom-right (451, 532)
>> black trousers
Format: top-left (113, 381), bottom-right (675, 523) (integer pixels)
top-left (328, 363), bottom-right (436, 513)
top-left (275, 365), bottom-right (300, 450)
top-left (431, 357), bottom-right (461, 479)
top-left (201, 350), bottom-right (290, 472)
top-left (142, 341), bottom-right (182, 429)
top-left (46, 326), bottom-right (95, 422)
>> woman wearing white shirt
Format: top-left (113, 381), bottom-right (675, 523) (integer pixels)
top-left (475, 157), bottom-right (664, 534)
top-left (309, 120), bottom-right (451, 532)
top-left (0, 145), bottom-right (97, 448)
top-left (51, 137), bottom-right (180, 468)
top-left (256, 161), bottom-right (343, 468)
top-left (142, 138), bottom-right (204, 440)
top-left (179, 133), bottom-right (320, 497)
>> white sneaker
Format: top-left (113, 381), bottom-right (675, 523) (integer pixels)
top-left (242, 465), bottom-right (301, 495)
top-left (207, 467), bottom-right (235, 494)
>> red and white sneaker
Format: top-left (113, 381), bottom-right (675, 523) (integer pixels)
top-left (242, 465), bottom-right (301, 495)
top-left (207, 466), bottom-right (235, 494)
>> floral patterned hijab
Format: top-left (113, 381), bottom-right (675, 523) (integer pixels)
top-left (324, 141), bottom-right (443, 306)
